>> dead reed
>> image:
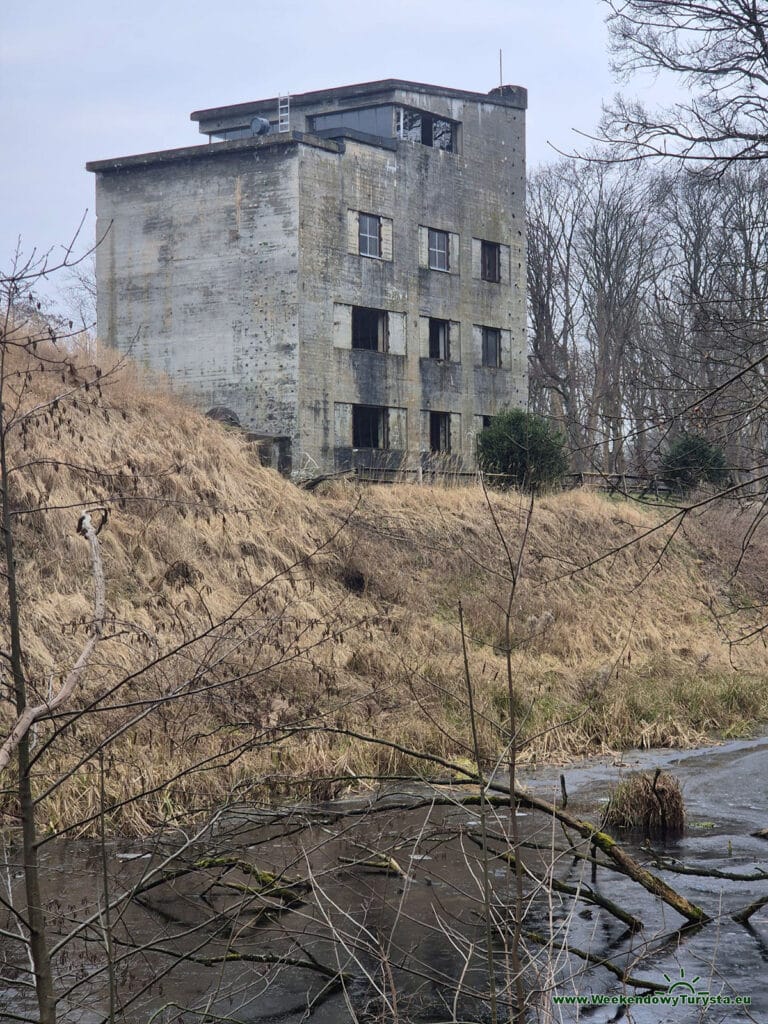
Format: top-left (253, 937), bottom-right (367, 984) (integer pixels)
top-left (603, 770), bottom-right (685, 838)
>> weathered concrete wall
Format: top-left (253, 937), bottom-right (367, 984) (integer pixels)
top-left (94, 140), bottom-right (303, 440)
top-left (93, 84), bottom-right (527, 477)
top-left (295, 91), bottom-right (527, 472)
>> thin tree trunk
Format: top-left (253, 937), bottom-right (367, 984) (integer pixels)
top-left (0, 415), bottom-right (56, 1023)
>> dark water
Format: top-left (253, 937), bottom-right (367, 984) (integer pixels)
top-left (523, 737), bottom-right (768, 1022)
top-left (2, 736), bottom-right (768, 1023)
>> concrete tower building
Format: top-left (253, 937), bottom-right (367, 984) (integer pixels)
top-left (88, 79), bottom-right (527, 476)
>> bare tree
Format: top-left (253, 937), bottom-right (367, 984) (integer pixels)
top-left (0, 249), bottom-right (367, 1023)
top-left (527, 163), bottom-right (588, 461)
top-left (0, 249), bottom-right (108, 1023)
top-left (528, 161), bottom-right (664, 476)
top-left (597, 0), bottom-right (768, 166)
top-left (528, 153), bottom-right (768, 490)
top-left (574, 163), bottom-right (663, 474)
top-left (60, 254), bottom-right (97, 333)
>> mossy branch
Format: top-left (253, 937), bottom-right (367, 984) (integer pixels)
top-left (291, 724), bottom-right (710, 926)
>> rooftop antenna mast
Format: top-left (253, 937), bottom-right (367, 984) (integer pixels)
top-left (499, 49), bottom-right (503, 88)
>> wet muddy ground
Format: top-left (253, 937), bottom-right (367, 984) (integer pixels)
top-left (2, 735), bottom-right (767, 1023)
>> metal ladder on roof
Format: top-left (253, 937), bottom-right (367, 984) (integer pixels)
top-left (278, 95), bottom-right (290, 133)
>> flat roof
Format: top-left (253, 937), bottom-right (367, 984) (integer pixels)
top-left (86, 131), bottom-right (339, 174)
top-left (190, 78), bottom-right (527, 124)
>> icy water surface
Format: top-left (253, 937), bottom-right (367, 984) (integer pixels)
top-left (1, 735), bottom-right (767, 1022)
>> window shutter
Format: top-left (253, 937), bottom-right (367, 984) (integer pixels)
top-left (381, 218), bottom-right (393, 261)
top-left (418, 316), bottom-right (430, 357)
top-left (449, 321), bottom-right (461, 362)
top-left (334, 402), bottom-right (353, 445)
top-left (449, 232), bottom-right (460, 274)
top-left (450, 413), bottom-right (462, 453)
top-left (333, 303), bottom-right (352, 349)
top-left (346, 210), bottom-right (359, 255)
top-left (420, 410), bottom-right (431, 451)
top-left (418, 226), bottom-right (429, 268)
top-left (500, 243), bottom-right (511, 283)
top-left (472, 324), bottom-right (483, 365)
top-left (501, 329), bottom-right (512, 367)
top-left (471, 238), bottom-right (481, 279)
top-left (388, 407), bottom-right (407, 449)
top-left (388, 312), bottom-right (407, 355)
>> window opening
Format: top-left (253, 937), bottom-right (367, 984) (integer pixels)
top-left (358, 213), bottom-right (381, 258)
top-left (429, 411), bottom-right (451, 452)
top-left (428, 318), bottom-right (450, 360)
top-left (481, 240), bottom-right (501, 282)
top-left (481, 327), bottom-right (502, 368)
top-left (396, 107), bottom-right (456, 151)
top-left (353, 405), bottom-right (388, 449)
top-left (352, 307), bottom-right (389, 351)
top-left (428, 229), bottom-right (450, 272)
top-left (431, 117), bottom-right (454, 150)
top-left (398, 108), bottom-right (422, 143)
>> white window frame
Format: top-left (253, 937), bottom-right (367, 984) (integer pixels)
top-left (358, 213), bottom-right (381, 258)
top-left (428, 228), bottom-right (450, 272)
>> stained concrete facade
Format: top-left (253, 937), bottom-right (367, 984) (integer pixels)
top-left (88, 79), bottom-right (527, 476)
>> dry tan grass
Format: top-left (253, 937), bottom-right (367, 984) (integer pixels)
top-left (1, 344), bottom-right (767, 834)
top-left (603, 770), bottom-right (685, 837)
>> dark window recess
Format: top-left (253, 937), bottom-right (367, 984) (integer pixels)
top-left (430, 411), bottom-right (451, 453)
top-left (311, 105), bottom-right (395, 138)
top-left (358, 213), bottom-right (381, 258)
top-left (482, 327), bottom-right (502, 368)
top-left (481, 240), bottom-right (501, 282)
top-left (353, 405), bottom-right (388, 449)
top-left (428, 318), bottom-right (450, 360)
top-left (352, 306), bottom-right (389, 351)
top-left (397, 108), bottom-right (456, 152)
top-left (482, 415), bottom-right (493, 430)
top-left (428, 229), bottom-right (450, 272)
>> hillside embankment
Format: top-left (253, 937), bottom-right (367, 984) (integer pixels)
top-left (3, 350), bottom-right (767, 834)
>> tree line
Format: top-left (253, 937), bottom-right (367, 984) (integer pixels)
top-left (526, 159), bottom-right (768, 488)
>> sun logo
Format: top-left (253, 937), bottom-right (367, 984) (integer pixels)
top-left (663, 968), bottom-right (705, 995)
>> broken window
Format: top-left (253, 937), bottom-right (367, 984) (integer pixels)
top-left (358, 213), bottom-right (381, 258)
top-left (481, 327), bottom-right (502, 368)
top-left (353, 405), bottom-right (388, 449)
top-left (396, 107), bottom-right (457, 152)
top-left (352, 306), bottom-right (389, 351)
top-left (429, 411), bottom-right (451, 453)
top-left (481, 240), bottom-right (501, 283)
top-left (428, 318), bottom-right (450, 360)
top-left (430, 116), bottom-right (455, 150)
top-left (428, 229), bottom-right (450, 272)
top-left (397, 108), bottom-right (422, 143)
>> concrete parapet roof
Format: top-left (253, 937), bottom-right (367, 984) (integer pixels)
top-left (190, 78), bottom-right (528, 126)
top-left (86, 131), bottom-right (339, 174)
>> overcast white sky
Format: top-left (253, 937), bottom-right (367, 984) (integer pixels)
top-left (1, 0), bottom-right (654, 294)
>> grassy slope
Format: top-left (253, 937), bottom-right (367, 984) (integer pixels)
top-left (3, 354), bottom-right (767, 833)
